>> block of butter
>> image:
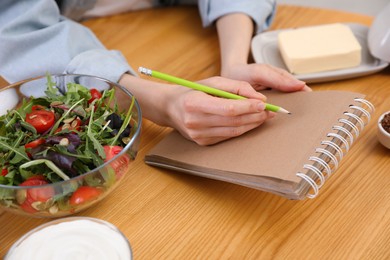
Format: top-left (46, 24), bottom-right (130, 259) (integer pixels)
top-left (278, 23), bottom-right (362, 74)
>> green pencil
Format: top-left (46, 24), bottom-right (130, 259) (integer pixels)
top-left (138, 67), bottom-right (291, 114)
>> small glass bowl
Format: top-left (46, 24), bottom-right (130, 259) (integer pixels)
top-left (378, 110), bottom-right (390, 149)
top-left (0, 74), bottom-right (142, 217)
top-left (5, 217), bottom-right (132, 259)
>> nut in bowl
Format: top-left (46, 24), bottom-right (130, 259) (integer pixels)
top-left (0, 74), bottom-right (142, 217)
top-left (378, 110), bottom-right (390, 149)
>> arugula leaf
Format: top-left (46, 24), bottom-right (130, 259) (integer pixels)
top-left (65, 83), bottom-right (91, 104)
top-left (0, 140), bottom-right (30, 161)
top-left (45, 73), bottom-right (60, 99)
top-left (9, 147), bottom-right (29, 164)
top-left (19, 159), bottom-right (70, 181)
top-left (20, 121), bottom-right (37, 135)
top-left (88, 132), bottom-right (105, 159)
top-left (49, 98), bottom-right (84, 135)
top-left (0, 188), bottom-right (15, 200)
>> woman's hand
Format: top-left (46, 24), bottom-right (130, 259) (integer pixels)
top-left (165, 76), bottom-right (275, 145)
top-left (119, 74), bottom-right (275, 146)
top-left (216, 13), bottom-right (311, 93)
top-left (221, 63), bottom-right (311, 92)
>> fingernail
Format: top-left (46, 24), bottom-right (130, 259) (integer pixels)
top-left (303, 84), bottom-right (312, 92)
top-left (257, 102), bottom-right (265, 111)
top-left (258, 93), bottom-right (267, 101)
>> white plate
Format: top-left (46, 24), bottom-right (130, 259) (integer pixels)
top-left (251, 23), bottom-right (389, 83)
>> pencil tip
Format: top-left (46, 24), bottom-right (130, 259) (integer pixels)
top-left (278, 107), bottom-right (290, 114)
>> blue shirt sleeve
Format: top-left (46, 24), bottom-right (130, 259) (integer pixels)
top-left (197, 0), bottom-right (276, 34)
top-left (0, 0), bottom-right (135, 84)
top-left (0, 0), bottom-right (275, 84)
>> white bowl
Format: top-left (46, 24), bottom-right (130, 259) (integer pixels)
top-left (5, 217), bottom-right (132, 259)
top-left (377, 111), bottom-right (390, 149)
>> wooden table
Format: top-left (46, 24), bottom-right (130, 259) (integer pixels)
top-left (1, 5), bottom-right (390, 259)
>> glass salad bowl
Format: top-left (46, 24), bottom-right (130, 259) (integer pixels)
top-left (0, 74), bottom-right (142, 217)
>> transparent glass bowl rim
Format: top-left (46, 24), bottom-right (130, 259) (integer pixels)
top-left (0, 73), bottom-right (142, 189)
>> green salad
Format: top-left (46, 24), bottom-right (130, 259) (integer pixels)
top-left (0, 76), bottom-right (136, 214)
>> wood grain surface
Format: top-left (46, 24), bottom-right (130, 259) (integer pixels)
top-left (1, 5), bottom-right (390, 259)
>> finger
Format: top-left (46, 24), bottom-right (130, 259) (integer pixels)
top-left (302, 84), bottom-right (312, 92)
top-left (182, 112), bottom-right (275, 145)
top-left (187, 122), bottom-right (266, 146)
top-left (184, 92), bottom-right (267, 117)
top-left (186, 109), bottom-right (273, 129)
top-left (198, 76), bottom-right (266, 101)
top-left (251, 64), bottom-right (307, 92)
top-left (193, 137), bottom-right (227, 146)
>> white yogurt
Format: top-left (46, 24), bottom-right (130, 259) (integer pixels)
top-left (6, 218), bottom-right (132, 260)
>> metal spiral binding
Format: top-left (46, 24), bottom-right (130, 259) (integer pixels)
top-left (333, 125), bottom-right (354, 144)
top-left (355, 98), bottom-right (375, 112)
top-left (320, 140), bottom-right (343, 161)
top-left (350, 105), bottom-right (371, 121)
top-left (327, 132), bottom-right (350, 152)
top-left (338, 118), bottom-right (360, 137)
top-left (309, 156), bottom-right (332, 178)
top-left (316, 148), bottom-right (339, 169)
top-left (303, 164), bottom-right (325, 188)
top-left (296, 172), bottom-right (319, 199)
top-left (344, 112), bottom-right (365, 131)
top-left (296, 98), bottom-right (374, 199)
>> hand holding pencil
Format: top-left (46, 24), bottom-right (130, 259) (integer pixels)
top-left (138, 67), bottom-right (291, 114)
top-left (133, 66), bottom-right (291, 145)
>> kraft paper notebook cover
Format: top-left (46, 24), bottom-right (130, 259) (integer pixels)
top-left (145, 90), bottom-right (374, 200)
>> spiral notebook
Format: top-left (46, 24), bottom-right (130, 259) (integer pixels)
top-left (145, 90), bottom-right (374, 200)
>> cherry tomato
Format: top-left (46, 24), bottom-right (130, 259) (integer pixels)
top-left (25, 138), bottom-right (45, 149)
top-left (1, 168), bottom-right (8, 176)
top-left (20, 176), bottom-right (54, 202)
top-left (31, 105), bottom-right (45, 111)
top-left (88, 88), bottom-right (102, 104)
top-left (26, 110), bottom-right (55, 134)
top-left (19, 175), bottom-right (47, 186)
top-left (24, 138), bottom-right (45, 158)
top-left (69, 186), bottom-right (102, 206)
top-left (20, 200), bottom-right (37, 213)
top-left (19, 175), bottom-right (55, 213)
top-left (103, 145), bottom-right (130, 178)
top-left (104, 145), bottom-right (123, 160)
